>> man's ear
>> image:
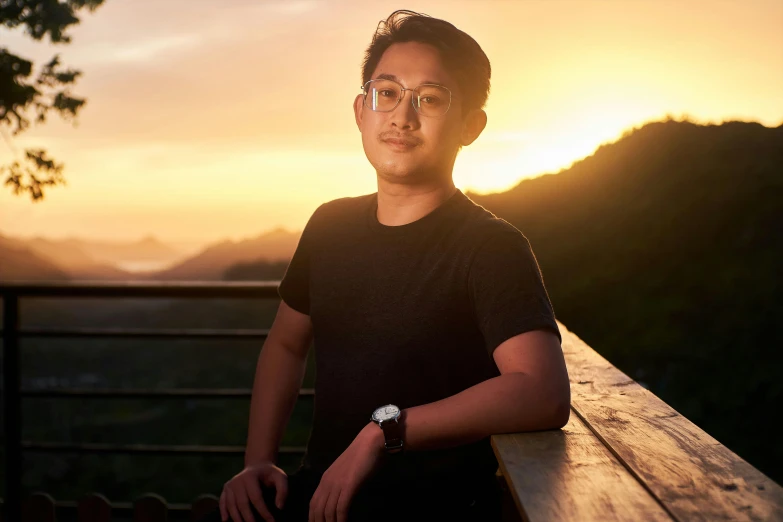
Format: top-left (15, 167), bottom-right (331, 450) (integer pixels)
top-left (460, 109), bottom-right (487, 146)
top-left (353, 94), bottom-right (365, 130)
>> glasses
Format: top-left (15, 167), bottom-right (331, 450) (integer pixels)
top-left (361, 78), bottom-right (453, 117)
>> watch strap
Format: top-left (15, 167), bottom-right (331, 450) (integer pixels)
top-left (380, 414), bottom-right (404, 454)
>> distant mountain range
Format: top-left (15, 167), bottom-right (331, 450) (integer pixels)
top-left (41, 236), bottom-right (181, 266)
top-left (0, 234), bottom-right (178, 281)
top-left (148, 227), bottom-right (298, 280)
top-left (0, 228), bottom-right (301, 282)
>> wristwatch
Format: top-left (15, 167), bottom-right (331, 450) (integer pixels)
top-left (371, 404), bottom-right (404, 454)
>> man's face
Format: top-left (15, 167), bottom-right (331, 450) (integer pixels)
top-left (354, 41), bottom-right (475, 185)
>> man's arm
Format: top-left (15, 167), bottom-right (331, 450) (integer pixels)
top-left (362, 328), bottom-right (571, 451)
top-left (244, 300), bottom-right (313, 466)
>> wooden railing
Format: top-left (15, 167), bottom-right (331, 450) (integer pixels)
top-left (493, 321), bottom-right (783, 521)
top-left (2, 281), bottom-right (783, 521)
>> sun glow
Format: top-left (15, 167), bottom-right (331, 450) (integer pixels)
top-left (457, 99), bottom-right (667, 194)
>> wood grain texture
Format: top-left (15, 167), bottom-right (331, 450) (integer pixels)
top-left (559, 320), bottom-right (783, 521)
top-left (492, 405), bottom-right (672, 521)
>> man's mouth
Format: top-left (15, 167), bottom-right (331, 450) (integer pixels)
top-left (381, 135), bottom-right (420, 151)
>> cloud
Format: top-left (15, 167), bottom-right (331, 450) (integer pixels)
top-left (81, 34), bottom-right (203, 64)
top-left (264, 0), bottom-right (322, 15)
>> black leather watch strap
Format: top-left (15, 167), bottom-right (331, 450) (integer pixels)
top-left (380, 415), bottom-right (404, 454)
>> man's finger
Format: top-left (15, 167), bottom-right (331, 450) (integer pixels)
top-left (336, 488), bottom-right (353, 522)
top-left (235, 486), bottom-right (261, 522)
top-left (226, 488), bottom-right (243, 522)
top-left (324, 488), bottom-right (342, 522)
top-left (219, 490), bottom-right (227, 522)
top-left (245, 477), bottom-right (275, 522)
top-left (309, 487), bottom-right (327, 522)
top-left (271, 472), bottom-right (288, 510)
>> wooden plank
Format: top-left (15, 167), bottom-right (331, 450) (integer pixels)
top-left (559, 320), bottom-right (783, 521)
top-left (492, 403), bottom-right (672, 521)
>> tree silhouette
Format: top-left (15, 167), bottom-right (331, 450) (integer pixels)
top-left (1, 0), bottom-right (105, 201)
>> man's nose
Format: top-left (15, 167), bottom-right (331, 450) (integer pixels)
top-left (390, 89), bottom-right (419, 128)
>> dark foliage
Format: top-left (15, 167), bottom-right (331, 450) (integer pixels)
top-left (0, 0), bottom-right (104, 200)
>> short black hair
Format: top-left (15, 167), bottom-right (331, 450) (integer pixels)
top-left (361, 10), bottom-right (491, 114)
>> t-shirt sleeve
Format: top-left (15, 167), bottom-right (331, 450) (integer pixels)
top-left (278, 204), bottom-right (324, 315)
top-left (468, 228), bottom-right (562, 356)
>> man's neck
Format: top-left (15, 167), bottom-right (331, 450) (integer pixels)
top-left (375, 180), bottom-right (458, 227)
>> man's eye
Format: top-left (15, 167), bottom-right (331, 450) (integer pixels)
top-left (421, 96), bottom-right (442, 105)
top-left (378, 89), bottom-right (397, 97)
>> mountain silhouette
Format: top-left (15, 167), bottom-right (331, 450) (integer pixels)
top-left (29, 235), bottom-right (183, 267)
top-left (150, 227), bottom-right (299, 280)
top-left (0, 234), bottom-right (156, 280)
top-left (0, 234), bottom-right (70, 281)
top-left (469, 117), bottom-right (783, 482)
top-left (22, 236), bottom-right (138, 280)
top-left (0, 227), bottom-right (299, 282)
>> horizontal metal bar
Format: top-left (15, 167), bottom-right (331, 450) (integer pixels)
top-left (0, 281), bottom-right (281, 299)
top-left (22, 441), bottom-right (307, 455)
top-left (22, 387), bottom-right (315, 398)
top-left (13, 327), bottom-right (270, 339)
top-left (1, 499), bottom-right (198, 516)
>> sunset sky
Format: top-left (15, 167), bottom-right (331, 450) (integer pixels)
top-left (1, 0), bottom-right (782, 253)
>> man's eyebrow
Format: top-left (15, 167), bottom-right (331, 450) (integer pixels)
top-left (375, 73), bottom-right (400, 82)
top-left (374, 73), bottom-right (448, 86)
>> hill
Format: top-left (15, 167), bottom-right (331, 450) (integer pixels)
top-left (0, 234), bottom-right (146, 280)
top-left (469, 117), bottom-right (783, 481)
top-left (23, 235), bottom-right (184, 273)
top-left (152, 227), bottom-right (299, 280)
top-left (21, 236), bottom-right (138, 280)
top-left (0, 234), bottom-right (70, 281)
top-left (0, 228), bottom-right (299, 281)
top-left (56, 235), bottom-right (183, 267)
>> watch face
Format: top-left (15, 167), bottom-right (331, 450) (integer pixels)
top-left (372, 404), bottom-right (400, 422)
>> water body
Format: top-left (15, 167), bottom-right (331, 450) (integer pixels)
top-left (114, 259), bottom-right (175, 273)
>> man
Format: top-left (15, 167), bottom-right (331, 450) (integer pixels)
top-left (209, 9), bottom-right (570, 522)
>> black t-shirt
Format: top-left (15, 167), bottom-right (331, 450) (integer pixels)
top-left (278, 188), bottom-right (561, 492)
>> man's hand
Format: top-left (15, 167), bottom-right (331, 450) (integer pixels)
top-left (220, 462), bottom-right (288, 522)
top-left (308, 423), bottom-right (385, 522)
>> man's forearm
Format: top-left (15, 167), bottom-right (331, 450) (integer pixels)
top-left (244, 342), bottom-right (308, 466)
top-left (373, 373), bottom-right (570, 452)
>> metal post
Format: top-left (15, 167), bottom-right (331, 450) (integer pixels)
top-left (2, 292), bottom-right (21, 522)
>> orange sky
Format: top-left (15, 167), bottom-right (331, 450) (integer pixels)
top-left (1, 0), bottom-right (782, 253)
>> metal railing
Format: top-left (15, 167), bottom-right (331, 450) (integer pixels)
top-left (0, 281), bottom-right (301, 522)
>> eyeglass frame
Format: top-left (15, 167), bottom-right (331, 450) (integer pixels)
top-left (360, 78), bottom-right (456, 117)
